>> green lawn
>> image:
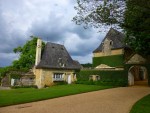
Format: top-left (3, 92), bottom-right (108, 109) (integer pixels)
top-left (130, 94), bottom-right (150, 113)
top-left (0, 84), bottom-right (114, 107)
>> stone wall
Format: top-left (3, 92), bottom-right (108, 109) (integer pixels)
top-left (93, 49), bottom-right (123, 57)
top-left (34, 68), bottom-right (76, 88)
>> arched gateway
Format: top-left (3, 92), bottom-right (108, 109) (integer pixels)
top-left (128, 66), bottom-right (148, 86)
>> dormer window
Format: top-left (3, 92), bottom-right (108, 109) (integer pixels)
top-left (58, 58), bottom-right (65, 67)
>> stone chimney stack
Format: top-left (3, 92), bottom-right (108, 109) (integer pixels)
top-left (35, 38), bottom-right (42, 66)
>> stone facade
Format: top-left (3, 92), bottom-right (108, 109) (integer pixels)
top-left (34, 68), bottom-right (76, 88)
top-left (126, 54), bottom-right (146, 64)
top-left (93, 49), bottom-right (123, 57)
top-left (34, 39), bottom-right (81, 88)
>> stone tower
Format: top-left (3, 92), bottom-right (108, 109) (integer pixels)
top-left (35, 38), bottom-right (42, 66)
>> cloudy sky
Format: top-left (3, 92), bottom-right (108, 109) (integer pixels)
top-left (0, 0), bottom-right (107, 67)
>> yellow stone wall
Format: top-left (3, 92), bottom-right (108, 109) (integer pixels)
top-left (34, 68), bottom-right (76, 88)
top-left (93, 49), bottom-right (123, 57)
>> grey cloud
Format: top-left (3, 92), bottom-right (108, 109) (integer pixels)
top-left (0, 53), bottom-right (17, 67)
top-left (68, 24), bottom-right (96, 39)
top-left (0, 0), bottom-right (105, 67)
top-left (29, 13), bottom-right (68, 42)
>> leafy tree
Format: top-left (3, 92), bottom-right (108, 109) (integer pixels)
top-left (81, 63), bottom-right (92, 68)
top-left (73, 0), bottom-right (125, 29)
top-left (12, 36), bottom-right (45, 70)
top-left (122, 0), bottom-right (150, 55)
top-left (0, 67), bottom-right (9, 78)
top-left (73, 0), bottom-right (150, 55)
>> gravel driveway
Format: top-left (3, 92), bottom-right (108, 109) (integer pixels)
top-left (0, 86), bottom-right (149, 113)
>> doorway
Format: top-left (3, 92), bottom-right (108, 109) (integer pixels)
top-left (128, 66), bottom-right (148, 86)
top-left (67, 75), bottom-right (71, 84)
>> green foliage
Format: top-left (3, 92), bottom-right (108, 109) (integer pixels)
top-left (10, 74), bottom-right (21, 79)
top-left (122, 0), bottom-right (150, 55)
top-left (93, 55), bottom-right (124, 67)
top-left (76, 80), bottom-right (127, 87)
top-left (73, 0), bottom-right (125, 29)
top-left (0, 84), bottom-right (113, 107)
top-left (74, 0), bottom-right (150, 55)
top-left (12, 36), bottom-right (45, 70)
top-left (0, 66), bottom-right (28, 80)
top-left (81, 63), bottom-right (92, 68)
top-left (130, 94), bottom-right (150, 113)
top-left (0, 66), bottom-right (14, 78)
top-left (76, 69), bottom-right (128, 87)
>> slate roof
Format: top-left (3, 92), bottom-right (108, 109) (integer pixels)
top-left (93, 28), bottom-right (125, 53)
top-left (36, 42), bottom-right (81, 70)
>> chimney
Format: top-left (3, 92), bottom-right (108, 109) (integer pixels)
top-left (35, 38), bottom-right (42, 66)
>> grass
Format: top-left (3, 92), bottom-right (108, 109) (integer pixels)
top-left (0, 84), bottom-right (114, 107)
top-left (130, 94), bottom-right (150, 113)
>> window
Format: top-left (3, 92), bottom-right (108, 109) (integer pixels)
top-left (96, 75), bottom-right (100, 81)
top-left (53, 73), bottom-right (64, 81)
top-left (110, 40), bottom-right (113, 47)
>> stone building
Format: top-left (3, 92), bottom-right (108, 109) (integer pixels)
top-left (93, 28), bottom-right (149, 86)
top-left (34, 39), bottom-right (81, 88)
top-left (1, 71), bottom-right (34, 87)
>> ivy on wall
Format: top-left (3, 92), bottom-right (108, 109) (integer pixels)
top-left (76, 69), bottom-right (128, 86)
top-left (93, 55), bottom-right (124, 67)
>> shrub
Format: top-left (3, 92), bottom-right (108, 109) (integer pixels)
top-left (76, 69), bottom-right (128, 87)
top-left (93, 55), bottom-right (124, 67)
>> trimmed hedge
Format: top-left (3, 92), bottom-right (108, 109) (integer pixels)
top-left (93, 55), bottom-right (124, 67)
top-left (76, 69), bottom-right (128, 87)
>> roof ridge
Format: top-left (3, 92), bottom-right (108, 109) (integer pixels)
top-left (47, 42), bottom-right (64, 46)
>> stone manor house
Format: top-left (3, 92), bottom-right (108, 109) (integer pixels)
top-left (92, 28), bottom-right (150, 86)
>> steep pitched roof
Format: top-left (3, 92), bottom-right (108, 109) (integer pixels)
top-left (93, 28), bottom-right (125, 53)
top-left (36, 42), bottom-right (81, 70)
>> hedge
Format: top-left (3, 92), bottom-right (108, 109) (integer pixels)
top-left (93, 55), bottom-right (124, 67)
top-left (76, 69), bottom-right (128, 87)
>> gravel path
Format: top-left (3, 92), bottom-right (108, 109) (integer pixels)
top-left (0, 86), bottom-right (149, 113)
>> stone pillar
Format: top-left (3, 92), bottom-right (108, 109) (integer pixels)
top-left (35, 38), bottom-right (42, 66)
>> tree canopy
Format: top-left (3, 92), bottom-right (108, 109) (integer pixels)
top-left (73, 0), bottom-right (125, 29)
top-left (73, 0), bottom-right (150, 55)
top-left (122, 0), bottom-right (150, 55)
top-left (12, 36), bottom-right (45, 70)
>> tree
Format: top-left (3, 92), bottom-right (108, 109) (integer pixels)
top-left (12, 36), bottom-right (45, 70)
top-left (122, 0), bottom-right (150, 55)
top-left (73, 0), bottom-right (150, 55)
top-left (73, 0), bottom-right (125, 29)
top-left (81, 63), bottom-right (92, 68)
